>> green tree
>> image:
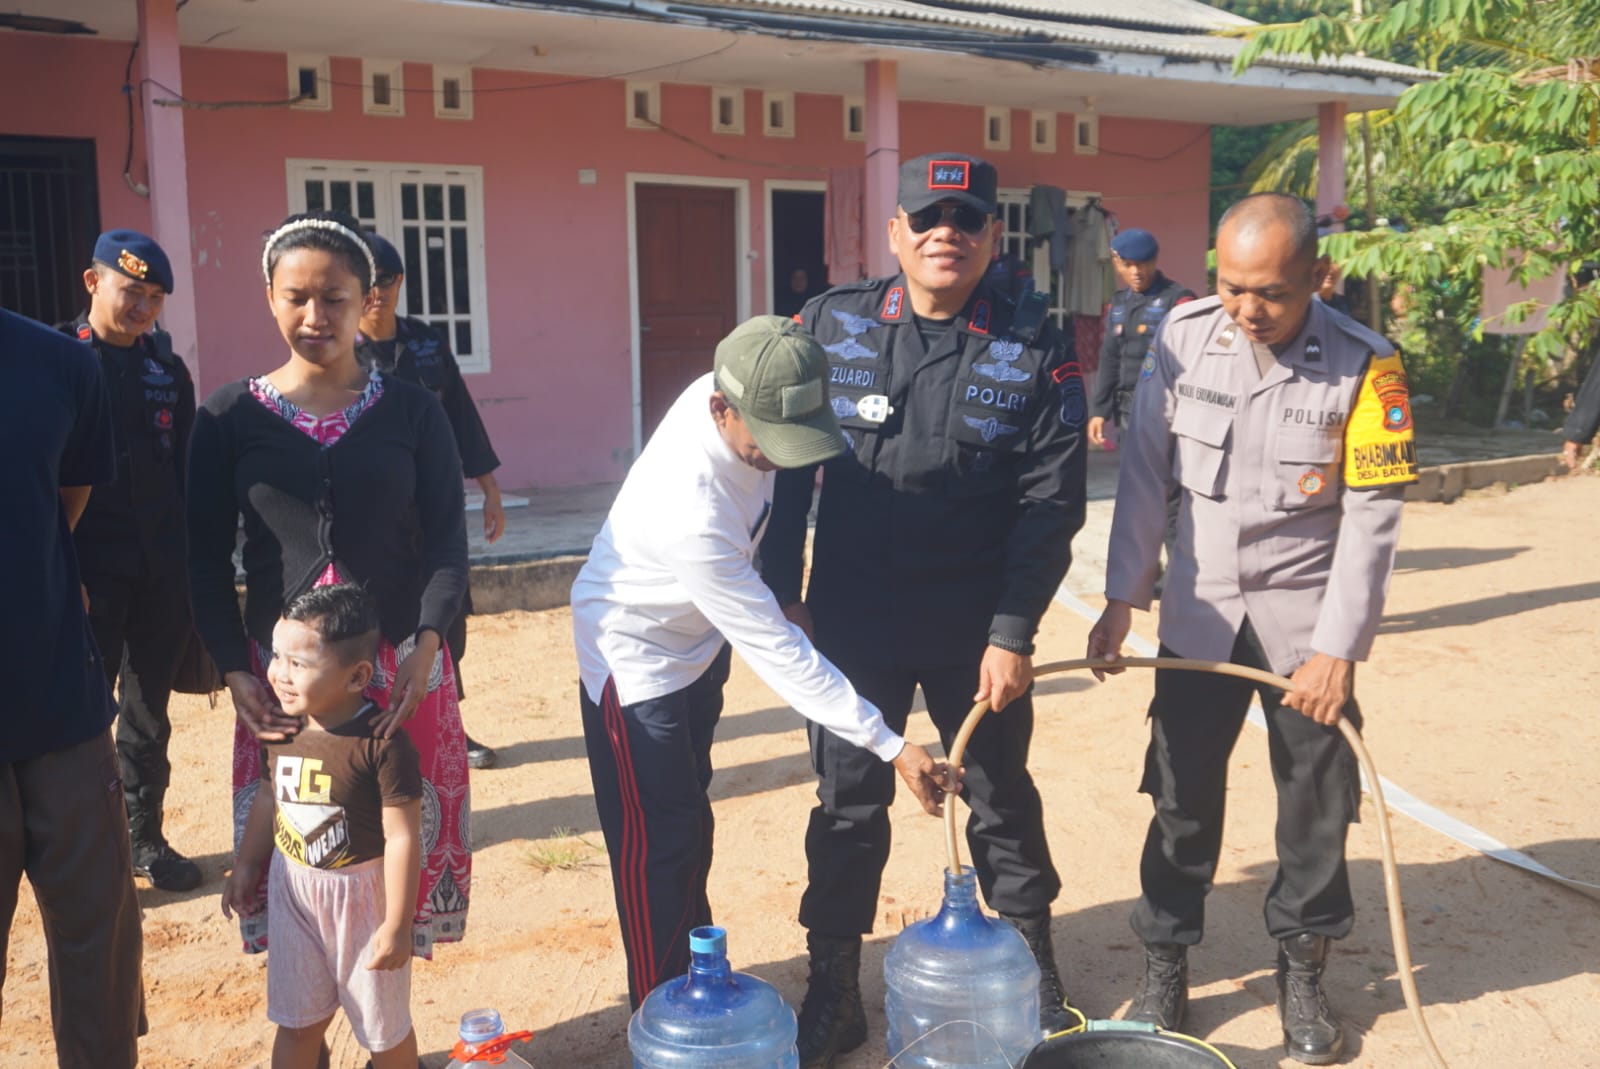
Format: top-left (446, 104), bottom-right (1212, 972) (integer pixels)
top-left (1231, 0), bottom-right (1600, 422)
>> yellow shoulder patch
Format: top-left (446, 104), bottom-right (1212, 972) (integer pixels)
top-left (1344, 351), bottom-right (1419, 487)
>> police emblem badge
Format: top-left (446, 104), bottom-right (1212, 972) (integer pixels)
top-left (118, 249), bottom-right (149, 279)
top-left (1298, 470), bottom-right (1326, 496)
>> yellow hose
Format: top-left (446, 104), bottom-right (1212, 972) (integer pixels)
top-left (941, 656), bottom-right (1449, 1069)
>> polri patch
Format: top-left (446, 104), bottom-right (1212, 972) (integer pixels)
top-left (1298, 470), bottom-right (1325, 496)
top-left (1139, 353), bottom-right (1156, 381)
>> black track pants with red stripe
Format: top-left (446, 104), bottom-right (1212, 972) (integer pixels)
top-left (580, 645), bottom-right (732, 1008)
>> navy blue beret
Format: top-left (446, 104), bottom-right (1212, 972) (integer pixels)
top-left (1110, 228), bottom-right (1160, 262)
top-left (93, 229), bottom-right (174, 293)
top-left (364, 232), bottom-right (406, 276)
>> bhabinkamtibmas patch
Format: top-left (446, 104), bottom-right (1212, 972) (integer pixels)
top-left (1344, 351), bottom-right (1419, 486)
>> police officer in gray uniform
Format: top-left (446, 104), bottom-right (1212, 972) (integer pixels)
top-left (763, 152), bottom-right (1088, 1067)
top-left (1087, 194), bottom-right (1418, 1065)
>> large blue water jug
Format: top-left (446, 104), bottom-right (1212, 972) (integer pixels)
top-left (884, 866), bottom-right (1041, 1068)
top-left (630, 926), bottom-right (800, 1069)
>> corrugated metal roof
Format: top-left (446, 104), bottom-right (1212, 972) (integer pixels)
top-left (675, 0), bottom-right (1426, 82)
top-left (773, 0), bottom-right (1257, 33)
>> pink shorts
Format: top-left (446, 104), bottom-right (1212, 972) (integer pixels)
top-left (266, 852), bottom-right (412, 1053)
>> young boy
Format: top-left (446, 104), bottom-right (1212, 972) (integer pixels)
top-left (222, 584), bottom-right (422, 1068)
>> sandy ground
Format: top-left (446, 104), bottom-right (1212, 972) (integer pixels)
top-left (4, 475), bottom-right (1598, 1068)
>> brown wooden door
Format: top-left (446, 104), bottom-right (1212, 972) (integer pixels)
top-left (637, 184), bottom-right (738, 438)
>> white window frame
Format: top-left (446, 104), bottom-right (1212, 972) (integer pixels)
top-left (285, 159), bottom-right (492, 373)
top-left (626, 81), bottom-right (661, 129)
top-left (362, 58), bottom-right (405, 117)
top-left (843, 96), bottom-right (865, 141)
top-left (984, 106), bottom-right (1011, 152)
top-left (1074, 113), bottom-right (1100, 156)
top-left (288, 54), bottom-right (331, 111)
top-left (996, 186), bottom-right (1101, 337)
top-left (433, 65), bottom-right (472, 120)
top-left (710, 87), bottom-right (744, 135)
top-left (763, 90), bottom-right (795, 138)
top-left (1030, 110), bottom-right (1056, 154)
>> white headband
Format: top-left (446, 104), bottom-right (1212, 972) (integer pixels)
top-left (261, 218), bottom-right (378, 287)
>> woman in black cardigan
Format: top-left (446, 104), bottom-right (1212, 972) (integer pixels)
top-left (188, 210), bottom-right (472, 958)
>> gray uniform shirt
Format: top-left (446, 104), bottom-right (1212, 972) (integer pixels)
top-left (1104, 296), bottom-right (1418, 674)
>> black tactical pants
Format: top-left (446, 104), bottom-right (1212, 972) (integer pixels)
top-left (85, 568), bottom-right (190, 793)
top-left (1131, 620), bottom-right (1363, 946)
top-left (799, 644), bottom-right (1060, 937)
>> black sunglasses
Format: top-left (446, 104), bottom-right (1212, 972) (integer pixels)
top-left (905, 203), bottom-right (991, 235)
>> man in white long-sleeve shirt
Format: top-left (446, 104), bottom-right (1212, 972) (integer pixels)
top-left (572, 316), bottom-right (950, 1007)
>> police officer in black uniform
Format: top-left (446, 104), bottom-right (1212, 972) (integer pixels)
top-left (1088, 229), bottom-right (1196, 448)
top-left (66, 229), bottom-right (201, 892)
top-left (357, 232), bottom-right (502, 768)
top-left (762, 153), bottom-right (1088, 1068)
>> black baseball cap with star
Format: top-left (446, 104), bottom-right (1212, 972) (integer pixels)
top-left (898, 153), bottom-right (998, 215)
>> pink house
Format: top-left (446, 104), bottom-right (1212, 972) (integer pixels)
top-left (1, 0), bottom-right (1419, 489)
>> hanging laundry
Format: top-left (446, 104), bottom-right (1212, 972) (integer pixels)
top-left (1065, 200), bottom-right (1114, 317)
top-left (824, 167), bottom-right (866, 286)
top-left (1027, 184), bottom-right (1071, 274)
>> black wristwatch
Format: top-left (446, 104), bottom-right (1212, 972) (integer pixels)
top-left (987, 632), bottom-right (1036, 656)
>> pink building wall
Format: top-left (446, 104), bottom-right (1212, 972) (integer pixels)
top-left (4, 35), bottom-right (1210, 488)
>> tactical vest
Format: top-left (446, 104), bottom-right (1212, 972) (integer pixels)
top-left (74, 317), bottom-right (184, 461)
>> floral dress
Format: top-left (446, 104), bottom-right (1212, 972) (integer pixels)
top-left (232, 370), bottom-right (471, 959)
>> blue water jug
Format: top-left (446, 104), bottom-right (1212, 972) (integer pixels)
top-left (630, 926), bottom-right (800, 1069)
top-left (884, 866), bottom-right (1041, 1068)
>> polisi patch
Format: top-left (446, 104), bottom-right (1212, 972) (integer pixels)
top-left (928, 160), bottom-right (971, 190)
top-left (118, 249), bottom-right (149, 279)
top-left (880, 287), bottom-right (905, 320)
top-left (1298, 469), bottom-right (1326, 496)
top-left (1139, 353), bottom-right (1156, 381)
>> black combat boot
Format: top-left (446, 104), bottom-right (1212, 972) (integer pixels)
top-left (465, 734), bottom-right (497, 770)
top-left (796, 932), bottom-right (867, 1069)
top-left (1277, 934), bottom-right (1344, 1065)
top-left (1124, 942), bottom-right (1188, 1031)
top-left (126, 786), bottom-right (202, 892)
top-left (1002, 910), bottom-right (1084, 1036)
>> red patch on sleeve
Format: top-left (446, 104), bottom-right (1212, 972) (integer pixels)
top-left (1050, 361), bottom-right (1083, 384)
top-left (1176, 296), bottom-right (1195, 305)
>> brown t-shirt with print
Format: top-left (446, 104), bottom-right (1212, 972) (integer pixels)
top-left (259, 702), bottom-right (422, 869)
